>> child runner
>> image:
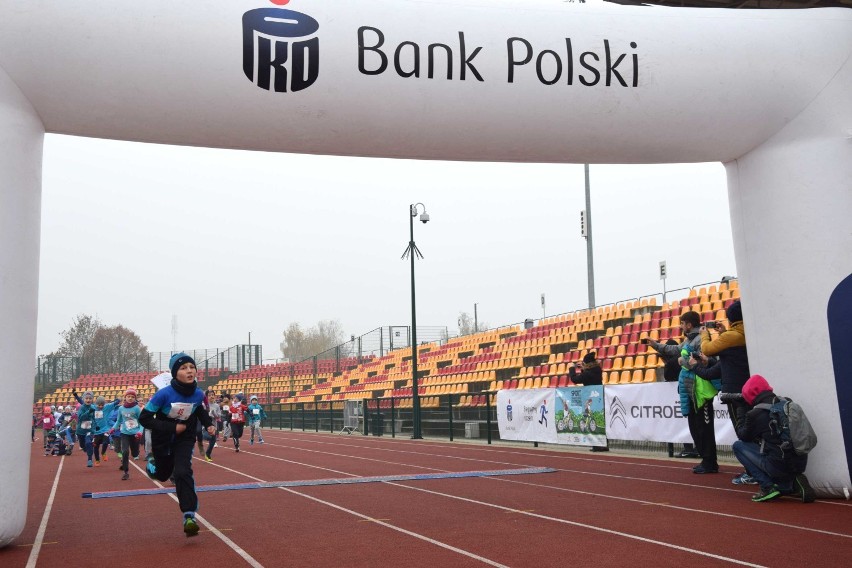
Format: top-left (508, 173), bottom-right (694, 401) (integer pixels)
top-left (247, 395), bottom-right (267, 445)
top-left (91, 395), bottom-right (120, 466)
top-left (139, 353), bottom-right (215, 537)
top-left (40, 406), bottom-right (56, 451)
top-left (64, 408), bottom-right (76, 453)
top-left (204, 397), bottom-right (221, 462)
top-left (213, 395), bottom-right (224, 440)
top-left (111, 388), bottom-right (144, 480)
top-left (72, 389), bottom-right (97, 467)
top-left (228, 393), bottom-right (248, 453)
top-left (220, 395), bottom-right (232, 442)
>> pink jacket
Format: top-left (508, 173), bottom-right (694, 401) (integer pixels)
top-left (41, 413), bottom-right (56, 430)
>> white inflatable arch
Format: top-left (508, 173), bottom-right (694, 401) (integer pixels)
top-left (1, 0), bottom-right (851, 545)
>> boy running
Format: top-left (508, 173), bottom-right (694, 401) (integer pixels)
top-left (139, 353), bottom-right (215, 537)
top-left (72, 390), bottom-right (98, 467)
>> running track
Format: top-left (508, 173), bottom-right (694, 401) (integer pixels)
top-left (4, 431), bottom-right (851, 567)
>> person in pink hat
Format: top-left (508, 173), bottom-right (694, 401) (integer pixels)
top-left (732, 375), bottom-right (815, 503)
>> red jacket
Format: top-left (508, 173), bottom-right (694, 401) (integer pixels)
top-left (229, 401), bottom-right (248, 424)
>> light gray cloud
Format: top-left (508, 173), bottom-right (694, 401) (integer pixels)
top-left (38, 134), bottom-right (734, 363)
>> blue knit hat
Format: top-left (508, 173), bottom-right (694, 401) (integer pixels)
top-left (169, 352), bottom-right (197, 379)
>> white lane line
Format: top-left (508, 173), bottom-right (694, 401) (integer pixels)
top-left (250, 436), bottom-right (850, 539)
top-left (26, 455), bottom-right (65, 568)
top-left (206, 448), bottom-right (764, 566)
top-left (487, 475), bottom-right (852, 540)
top-left (128, 461), bottom-right (264, 568)
top-left (202, 459), bottom-right (510, 568)
top-left (389, 481), bottom-right (767, 568)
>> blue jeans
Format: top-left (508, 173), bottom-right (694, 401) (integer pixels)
top-left (732, 440), bottom-right (797, 492)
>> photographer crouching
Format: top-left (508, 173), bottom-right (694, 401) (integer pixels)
top-left (726, 375), bottom-right (816, 503)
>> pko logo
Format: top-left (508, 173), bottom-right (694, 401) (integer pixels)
top-left (242, 6), bottom-right (319, 92)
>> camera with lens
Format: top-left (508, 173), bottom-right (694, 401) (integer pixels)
top-left (718, 392), bottom-right (744, 403)
top-left (705, 321), bottom-right (717, 329)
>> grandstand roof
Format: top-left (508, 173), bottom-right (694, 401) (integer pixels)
top-left (604, 1), bottom-right (852, 8)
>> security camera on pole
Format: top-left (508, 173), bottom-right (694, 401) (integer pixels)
top-left (401, 202), bottom-right (429, 440)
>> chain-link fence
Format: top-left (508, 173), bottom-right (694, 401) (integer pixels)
top-left (35, 344), bottom-right (262, 387)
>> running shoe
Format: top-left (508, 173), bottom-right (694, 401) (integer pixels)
top-left (183, 516), bottom-right (200, 537)
top-left (752, 485), bottom-right (781, 502)
top-left (87, 459), bottom-right (93, 467)
top-left (692, 463), bottom-right (719, 474)
top-left (204, 456), bottom-right (213, 462)
top-left (250, 439), bottom-right (254, 445)
top-left (259, 438), bottom-right (264, 444)
top-left (133, 456), bottom-right (140, 461)
top-left (121, 472), bottom-right (129, 481)
top-left (94, 460), bottom-right (101, 467)
top-left (795, 474), bottom-right (816, 503)
top-left (102, 454), bottom-right (107, 462)
top-left (732, 473), bottom-right (758, 485)
top-left (145, 457), bottom-right (157, 480)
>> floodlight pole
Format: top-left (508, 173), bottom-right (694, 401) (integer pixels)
top-left (584, 164), bottom-right (596, 309)
top-left (402, 203), bottom-right (427, 440)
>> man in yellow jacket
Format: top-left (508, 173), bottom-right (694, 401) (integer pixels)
top-left (701, 299), bottom-right (750, 430)
top-left (701, 299), bottom-right (754, 485)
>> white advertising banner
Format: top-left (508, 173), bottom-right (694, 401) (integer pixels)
top-left (605, 382), bottom-right (736, 445)
top-left (496, 389), bottom-right (557, 444)
top-left (496, 386), bottom-right (606, 447)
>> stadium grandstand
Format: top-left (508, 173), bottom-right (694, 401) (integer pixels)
top-left (602, 1), bottom-right (852, 10)
top-left (35, 278), bottom-right (739, 421)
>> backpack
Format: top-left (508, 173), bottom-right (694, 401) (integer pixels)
top-left (754, 397), bottom-right (818, 456)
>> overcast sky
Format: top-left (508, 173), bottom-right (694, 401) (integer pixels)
top-left (38, 134), bottom-right (736, 362)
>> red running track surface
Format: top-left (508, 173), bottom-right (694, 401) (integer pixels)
top-left (3, 430), bottom-right (851, 567)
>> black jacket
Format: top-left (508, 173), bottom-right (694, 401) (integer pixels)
top-left (574, 364), bottom-right (603, 386)
top-left (736, 390), bottom-right (807, 471)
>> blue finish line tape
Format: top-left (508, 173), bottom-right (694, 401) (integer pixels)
top-left (82, 467), bottom-right (556, 499)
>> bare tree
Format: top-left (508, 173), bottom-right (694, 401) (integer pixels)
top-left (82, 325), bottom-right (153, 374)
top-left (56, 314), bottom-right (102, 357)
top-left (458, 312), bottom-right (488, 336)
top-left (280, 319), bottom-right (347, 362)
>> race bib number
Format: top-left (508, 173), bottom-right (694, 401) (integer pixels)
top-left (124, 418), bottom-right (139, 430)
top-left (43, 417), bottom-right (51, 424)
top-left (80, 420), bottom-right (92, 430)
top-left (94, 410), bottom-right (104, 419)
top-left (168, 402), bottom-right (194, 420)
top-left (222, 405), bottom-right (230, 412)
top-left (252, 409), bottom-right (260, 415)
